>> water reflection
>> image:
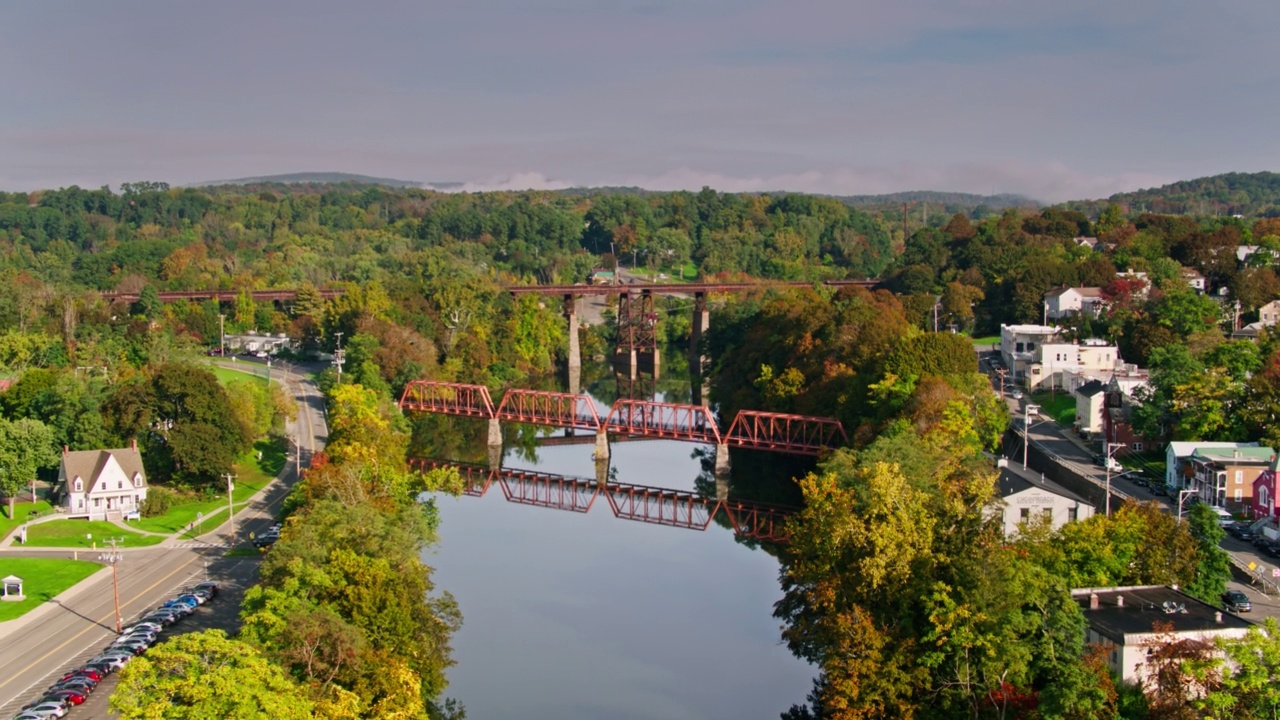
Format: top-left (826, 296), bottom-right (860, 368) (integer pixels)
top-left (420, 355), bottom-right (816, 719)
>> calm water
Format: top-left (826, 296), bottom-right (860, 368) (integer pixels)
top-left (423, 383), bottom-right (815, 719)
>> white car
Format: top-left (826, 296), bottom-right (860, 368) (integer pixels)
top-left (23, 702), bottom-right (68, 718)
top-left (90, 654), bottom-right (131, 670)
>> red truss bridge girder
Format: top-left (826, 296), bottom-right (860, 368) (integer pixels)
top-left (399, 380), bottom-right (496, 419)
top-left (723, 502), bottom-right (794, 543)
top-left (724, 410), bottom-right (847, 456)
top-left (604, 482), bottom-right (721, 531)
top-left (407, 458), bottom-right (494, 497)
top-left (497, 467), bottom-right (600, 513)
top-left (496, 389), bottom-right (602, 431)
top-left (605, 399), bottom-right (721, 444)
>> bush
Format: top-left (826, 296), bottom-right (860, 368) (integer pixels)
top-left (141, 486), bottom-right (181, 517)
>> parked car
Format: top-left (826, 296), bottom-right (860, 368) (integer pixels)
top-left (1238, 529), bottom-right (1257, 543)
top-left (46, 679), bottom-right (95, 696)
top-left (42, 691), bottom-right (86, 707)
top-left (175, 592), bottom-right (205, 606)
top-left (22, 701), bottom-right (68, 718)
top-left (89, 653), bottom-right (131, 669)
top-left (1151, 485), bottom-right (1169, 497)
top-left (192, 581), bottom-right (219, 599)
top-left (1223, 590), bottom-right (1252, 613)
top-left (59, 668), bottom-right (102, 683)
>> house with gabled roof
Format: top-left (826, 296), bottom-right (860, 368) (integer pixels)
top-left (57, 440), bottom-right (148, 521)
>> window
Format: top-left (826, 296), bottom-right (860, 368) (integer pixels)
top-left (73, 478), bottom-right (83, 492)
top-left (1016, 342), bottom-right (1025, 352)
top-left (1237, 470), bottom-right (1245, 485)
top-left (1020, 508), bottom-right (1031, 521)
top-left (1069, 506), bottom-right (1078, 522)
top-left (118, 480), bottom-right (123, 490)
top-left (1042, 508), bottom-right (1053, 522)
top-left (1133, 442), bottom-right (1144, 452)
top-left (133, 474), bottom-right (144, 488)
top-left (1236, 489), bottom-right (1244, 502)
top-left (93, 498), bottom-right (100, 507)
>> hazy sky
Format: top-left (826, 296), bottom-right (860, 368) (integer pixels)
top-left (2, 1), bottom-right (1277, 201)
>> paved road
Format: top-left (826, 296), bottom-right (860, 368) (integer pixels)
top-left (0, 364), bottom-right (326, 719)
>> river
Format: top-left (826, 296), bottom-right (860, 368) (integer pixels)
top-left (419, 363), bottom-right (816, 719)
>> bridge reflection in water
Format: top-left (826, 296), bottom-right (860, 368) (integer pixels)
top-left (411, 458), bottom-right (797, 544)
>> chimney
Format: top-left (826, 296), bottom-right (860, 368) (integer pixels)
top-left (62, 445), bottom-right (68, 455)
top-left (131, 437), bottom-right (137, 452)
top-left (1089, 593), bottom-right (1099, 610)
top-left (1215, 611), bottom-right (1224, 624)
top-left (1116, 596), bottom-right (1124, 608)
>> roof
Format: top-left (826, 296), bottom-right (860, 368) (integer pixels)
top-left (1190, 446), bottom-right (1277, 464)
top-left (1075, 380), bottom-right (1107, 397)
top-left (1002, 324), bottom-right (1060, 336)
top-left (1044, 286), bottom-right (1103, 299)
top-left (1167, 441), bottom-right (1258, 458)
top-left (1181, 267), bottom-right (1206, 279)
top-left (1072, 586), bottom-right (1252, 641)
top-left (997, 461), bottom-right (1093, 507)
top-left (61, 447), bottom-right (146, 494)
top-left (1, 575), bottom-right (21, 584)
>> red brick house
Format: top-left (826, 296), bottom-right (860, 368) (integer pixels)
top-left (1252, 458), bottom-right (1280, 521)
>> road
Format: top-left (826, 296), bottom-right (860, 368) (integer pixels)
top-left (0, 363), bottom-right (327, 719)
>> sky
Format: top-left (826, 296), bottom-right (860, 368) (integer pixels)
top-left (2, 0), bottom-right (1278, 202)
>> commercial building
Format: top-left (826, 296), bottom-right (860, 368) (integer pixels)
top-left (1072, 585), bottom-right (1251, 686)
top-left (992, 458), bottom-right (1094, 537)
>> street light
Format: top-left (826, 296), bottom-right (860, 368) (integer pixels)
top-left (1104, 442), bottom-right (1125, 517)
top-left (99, 537), bottom-right (124, 633)
top-left (224, 473), bottom-right (236, 545)
top-left (1023, 404), bottom-right (1041, 469)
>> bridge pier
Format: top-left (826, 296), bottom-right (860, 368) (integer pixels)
top-left (689, 292), bottom-right (709, 377)
top-left (564, 294), bottom-right (581, 374)
top-left (595, 454), bottom-right (610, 485)
top-left (487, 418), bottom-right (503, 448)
top-left (716, 474), bottom-right (729, 502)
top-left (714, 444), bottom-right (731, 477)
top-left (487, 443), bottom-right (502, 471)
top-left (594, 430), bottom-right (610, 461)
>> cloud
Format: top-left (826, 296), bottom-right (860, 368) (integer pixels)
top-left (451, 172), bottom-right (576, 193)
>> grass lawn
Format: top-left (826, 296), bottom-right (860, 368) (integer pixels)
top-left (0, 558), bottom-right (102, 622)
top-left (208, 364), bottom-right (269, 386)
top-left (24, 520), bottom-right (165, 548)
top-left (130, 437), bottom-right (288, 537)
top-left (970, 335), bottom-right (1000, 347)
top-left (1124, 450), bottom-right (1167, 479)
top-left (0, 500), bottom-right (55, 541)
top-left (1031, 391), bottom-right (1077, 426)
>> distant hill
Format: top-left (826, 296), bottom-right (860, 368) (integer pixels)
top-left (832, 190), bottom-right (1037, 211)
top-left (1062, 171), bottom-right (1280, 218)
top-left (195, 172), bottom-right (422, 188)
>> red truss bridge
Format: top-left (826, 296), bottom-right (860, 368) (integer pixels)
top-left (399, 381), bottom-right (847, 456)
top-left (410, 459), bottom-right (796, 544)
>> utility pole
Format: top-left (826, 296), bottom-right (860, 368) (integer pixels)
top-left (995, 368), bottom-right (1008, 399)
top-left (219, 313), bottom-right (226, 357)
top-left (224, 473), bottom-right (236, 544)
top-left (1023, 403), bottom-right (1041, 469)
top-left (100, 537), bottom-right (123, 633)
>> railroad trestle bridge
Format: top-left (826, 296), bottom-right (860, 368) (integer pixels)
top-left (399, 380), bottom-right (847, 473)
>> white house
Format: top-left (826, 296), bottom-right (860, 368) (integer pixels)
top-left (1260, 300), bottom-right (1280, 326)
top-left (1165, 441), bottom-right (1259, 493)
top-left (1000, 324), bottom-right (1062, 383)
top-left (224, 331), bottom-right (292, 354)
top-left (1044, 287), bottom-right (1105, 320)
top-left (1025, 338), bottom-right (1123, 391)
top-left (992, 458), bottom-right (1094, 537)
top-left (1074, 380), bottom-right (1108, 435)
top-left (1182, 267), bottom-right (1207, 293)
top-left (57, 441), bottom-right (147, 521)
top-left (1073, 585), bottom-right (1252, 686)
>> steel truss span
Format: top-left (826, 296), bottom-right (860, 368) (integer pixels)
top-left (400, 382), bottom-right (847, 457)
top-left (409, 460), bottom-right (799, 544)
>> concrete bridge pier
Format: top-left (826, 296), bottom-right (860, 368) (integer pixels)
top-left (564, 294), bottom-right (581, 374)
top-left (593, 430), bottom-right (610, 461)
top-left (487, 418), bottom-right (503, 448)
top-left (714, 443), bottom-right (731, 477)
top-left (689, 292), bottom-right (709, 376)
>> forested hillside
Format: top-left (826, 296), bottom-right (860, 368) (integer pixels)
top-left (1065, 171), bottom-right (1280, 218)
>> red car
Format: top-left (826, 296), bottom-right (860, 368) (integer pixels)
top-left (44, 690), bottom-right (87, 706)
top-left (61, 668), bottom-right (103, 682)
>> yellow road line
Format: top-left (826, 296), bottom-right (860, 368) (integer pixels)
top-left (0, 551), bottom-right (203, 692)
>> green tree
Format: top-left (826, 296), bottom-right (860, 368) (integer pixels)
top-left (0, 418), bottom-right (58, 518)
top-left (1184, 502), bottom-right (1232, 604)
top-left (109, 629), bottom-right (315, 720)
top-left (1200, 617), bottom-right (1280, 719)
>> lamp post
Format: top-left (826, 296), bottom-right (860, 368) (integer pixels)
top-left (224, 473), bottom-right (236, 545)
top-left (1177, 489), bottom-right (1198, 520)
top-left (99, 537), bottom-right (123, 633)
top-left (1023, 403), bottom-right (1041, 469)
top-left (1104, 441), bottom-right (1125, 517)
